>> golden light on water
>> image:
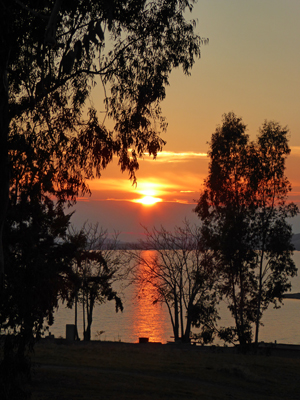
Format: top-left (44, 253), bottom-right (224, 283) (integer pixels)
top-left (131, 251), bottom-right (170, 343)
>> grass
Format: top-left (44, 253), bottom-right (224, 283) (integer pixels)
top-left (30, 340), bottom-right (300, 400)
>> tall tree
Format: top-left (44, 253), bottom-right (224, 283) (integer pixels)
top-left (0, 0), bottom-right (205, 283)
top-left (131, 222), bottom-right (219, 344)
top-left (195, 112), bottom-right (298, 347)
top-left (0, 138), bottom-right (76, 399)
top-left (251, 121), bottom-right (298, 344)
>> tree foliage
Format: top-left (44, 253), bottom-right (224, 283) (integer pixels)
top-left (131, 222), bottom-right (219, 344)
top-left (0, 1), bottom-right (204, 395)
top-left (195, 112), bottom-right (298, 346)
top-left (0, 0), bottom-right (205, 280)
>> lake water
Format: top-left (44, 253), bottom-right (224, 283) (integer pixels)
top-left (50, 251), bottom-right (300, 345)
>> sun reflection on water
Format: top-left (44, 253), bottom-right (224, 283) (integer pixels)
top-left (131, 251), bottom-right (170, 343)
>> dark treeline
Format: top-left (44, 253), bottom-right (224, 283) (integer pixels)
top-left (118, 233), bottom-right (300, 251)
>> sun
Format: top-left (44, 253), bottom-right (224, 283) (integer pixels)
top-left (131, 183), bottom-right (164, 206)
top-left (133, 196), bottom-right (163, 206)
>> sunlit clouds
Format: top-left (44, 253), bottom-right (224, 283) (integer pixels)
top-left (70, 1), bottom-right (300, 240)
top-left (290, 146), bottom-right (300, 155)
top-left (83, 150), bottom-right (207, 205)
top-left (87, 176), bottom-right (199, 205)
top-left (142, 151), bottom-right (207, 162)
top-left (84, 145), bottom-right (300, 208)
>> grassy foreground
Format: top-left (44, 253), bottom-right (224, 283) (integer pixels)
top-left (31, 340), bottom-right (300, 400)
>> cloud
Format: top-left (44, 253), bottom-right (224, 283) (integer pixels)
top-left (81, 149), bottom-right (207, 206)
top-left (85, 173), bottom-right (201, 204)
top-left (290, 146), bottom-right (300, 155)
top-left (141, 151), bottom-right (207, 163)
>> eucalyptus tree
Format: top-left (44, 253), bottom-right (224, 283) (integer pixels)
top-left (1, 2), bottom-right (204, 396)
top-left (132, 222), bottom-right (219, 344)
top-left (0, 0), bottom-right (205, 284)
top-left (195, 112), bottom-right (298, 347)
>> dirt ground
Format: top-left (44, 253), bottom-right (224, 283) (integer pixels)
top-left (30, 340), bottom-right (300, 400)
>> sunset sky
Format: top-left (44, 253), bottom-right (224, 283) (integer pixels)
top-left (71, 0), bottom-right (300, 241)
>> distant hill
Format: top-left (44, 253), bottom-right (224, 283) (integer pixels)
top-left (291, 234), bottom-right (300, 251)
top-left (282, 292), bottom-right (300, 299)
top-left (111, 234), bottom-right (300, 251)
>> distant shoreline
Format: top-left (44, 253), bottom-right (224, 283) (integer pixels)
top-left (282, 292), bottom-right (300, 299)
top-left (111, 233), bottom-right (300, 250)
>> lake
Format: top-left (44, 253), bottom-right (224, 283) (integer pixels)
top-left (50, 251), bottom-right (300, 345)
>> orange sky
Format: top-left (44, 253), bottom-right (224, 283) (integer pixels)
top-left (71, 1), bottom-right (300, 241)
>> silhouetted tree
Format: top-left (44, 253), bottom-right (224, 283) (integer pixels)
top-left (0, 133), bottom-right (76, 399)
top-left (0, 2), bottom-right (204, 394)
top-left (67, 223), bottom-right (125, 341)
top-left (195, 112), bottom-right (298, 347)
top-left (131, 222), bottom-right (219, 344)
top-left (0, 0), bottom-right (205, 284)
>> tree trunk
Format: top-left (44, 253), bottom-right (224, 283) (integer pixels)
top-left (84, 294), bottom-right (95, 341)
top-left (165, 299), bottom-right (177, 341)
top-left (74, 294), bottom-right (79, 340)
top-left (184, 297), bottom-right (196, 343)
top-left (179, 281), bottom-right (185, 341)
top-left (82, 294), bottom-right (86, 338)
top-left (0, 5), bottom-right (11, 294)
top-left (230, 268), bottom-right (241, 343)
top-left (255, 264), bottom-right (263, 345)
top-left (183, 316), bottom-right (191, 343)
top-left (238, 263), bottom-right (248, 346)
top-left (255, 245), bottom-right (265, 345)
top-left (0, 62), bottom-right (10, 292)
top-left (173, 289), bottom-right (180, 341)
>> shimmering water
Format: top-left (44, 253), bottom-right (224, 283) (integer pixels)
top-left (50, 251), bottom-right (300, 344)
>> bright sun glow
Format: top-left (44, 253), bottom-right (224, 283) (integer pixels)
top-left (133, 195), bottom-right (163, 206)
top-left (131, 182), bottom-right (164, 206)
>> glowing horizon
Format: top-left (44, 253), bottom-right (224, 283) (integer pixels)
top-left (132, 196), bottom-right (163, 206)
top-left (141, 151), bottom-right (208, 163)
top-left (71, 1), bottom-right (300, 241)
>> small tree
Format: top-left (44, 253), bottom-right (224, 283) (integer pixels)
top-left (131, 222), bottom-right (219, 344)
top-left (67, 223), bottom-right (125, 341)
top-left (195, 112), bottom-right (298, 346)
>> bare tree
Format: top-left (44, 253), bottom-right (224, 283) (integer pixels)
top-left (131, 221), bottom-right (219, 344)
top-left (67, 223), bottom-right (128, 341)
